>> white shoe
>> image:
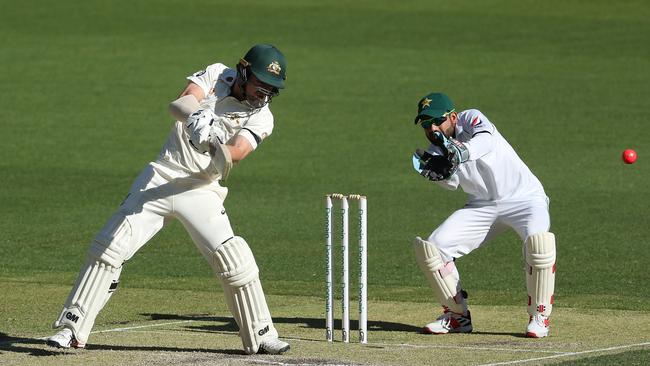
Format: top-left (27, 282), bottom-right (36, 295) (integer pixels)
top-left (423, 310), bottom-right (473, 334)
top-left (257, 337), bottom-right (290, 354)
top-left (46, 328), bottom-right (85, 349)
top-left (526, 314), bottom-right (550, 338)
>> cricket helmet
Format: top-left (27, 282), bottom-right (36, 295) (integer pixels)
top-left (239, 44), bottom-right (286, 89)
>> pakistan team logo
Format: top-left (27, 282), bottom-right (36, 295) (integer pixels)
top-left (267, 61), bottom-right (281, 75)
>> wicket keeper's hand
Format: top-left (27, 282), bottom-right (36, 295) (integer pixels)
top-left (414, 149), bottom-right (454, 181)
top-left (433, 131), bottom-right (470, 164)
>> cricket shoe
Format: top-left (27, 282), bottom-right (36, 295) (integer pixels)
top-left (422, 310), bottom-right (472, 334)
top-left (526, 314), bottom-right (550, 338)
top-left (46, 328), bottom-right (85, 349)
top-left (258, 338), bottom-right (290, 354)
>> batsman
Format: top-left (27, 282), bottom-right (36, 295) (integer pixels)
top-left (411, 93), bottom-right (556, 338)
top-left (47, 44), bottom-right (290, 354)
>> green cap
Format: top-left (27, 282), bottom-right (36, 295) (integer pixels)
top-left (414, 92), bottom-right (454, 123)
top-left (241, 44), bottom-right (287, 89)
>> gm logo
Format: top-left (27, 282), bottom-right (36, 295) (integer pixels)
top-left (258, 325), bottom-right (270, 336)
top-left (65, 312), bottom-right (79, 323)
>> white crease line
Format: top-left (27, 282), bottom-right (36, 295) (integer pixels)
top-left (32, 320), bottom-right (196, 341)
top-left (92, 320), bottom-right (196, 334)
top-left (477, 342), bottom-right (650, 365)
top-left (372, 342), bottom-right (568, 354)
top-left (249, 360), bottom-right (353, 366)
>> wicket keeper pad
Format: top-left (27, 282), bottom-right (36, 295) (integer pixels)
top-left (524, 232), bottom-right (556, 317)
top-left (413, 237), bottom-right (466, 314)
top-left (212, 236), bottom-right (278, 354)
top-left (53, 213), bottom-right (130, 343)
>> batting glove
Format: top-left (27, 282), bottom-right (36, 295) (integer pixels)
top-left (185, 109), bottom-right (227, 154)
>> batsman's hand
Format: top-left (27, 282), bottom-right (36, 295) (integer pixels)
top-left (185, 109), bottom-right (227, 154)
top-left (413, 148), bottom-right (454, 181)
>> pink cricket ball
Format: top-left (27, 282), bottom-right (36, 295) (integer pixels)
top-left (622, 149), bottom-right (637, 164)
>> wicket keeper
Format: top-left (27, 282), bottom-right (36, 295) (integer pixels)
top-left (412, 93), bottom-right (556, 338)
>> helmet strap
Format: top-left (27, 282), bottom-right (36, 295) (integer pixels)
top-left (236, 62), bottom-right (249, 94)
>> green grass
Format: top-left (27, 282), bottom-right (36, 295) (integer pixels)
top-left (1, 0), bottom-right (649, 364)
top-left (1, 280), bottom-right (649, 365)
top-left (554, 349), bottom-right (650, 366)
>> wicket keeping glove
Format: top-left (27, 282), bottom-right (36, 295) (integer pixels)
top-left (432, 131), bottom-right (470, 165)
top-left (413, 148), bottom-right (455, 181)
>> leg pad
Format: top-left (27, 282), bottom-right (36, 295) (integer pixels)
top-left (413, 237), bottom-right (467, 314)
top-left (212, 237), bottom-right (277, 354)
top-left (525, 232), bottom-right (556, 317)
top-left (52, 253), bottom-right (122, 344)
top-left (52, 214), bottom-right (131, 343)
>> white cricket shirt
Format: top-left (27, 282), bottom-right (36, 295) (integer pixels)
top-left (154, 63), bottom-right (274, 180)
top-left (428, 109), bottom-right (546, 203)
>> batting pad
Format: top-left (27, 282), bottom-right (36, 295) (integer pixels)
top-left (524, 232), bottom-right (556, 317)
top-left (52, 251), bottom-right (123, 344)
top-left (53, 214), bottom-right (131, 343)
top-left (413, 237), bottom-right (467, 315)
top-left (212, 236), bottom-right (277, 354)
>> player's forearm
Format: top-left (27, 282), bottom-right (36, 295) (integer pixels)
top-left (169, 82), bottom-right (205, 122)
top-left (435, 175), bottom-right (459, 190)
top-left (169, 94), bottom-right (200, 122)
top-left (225, 145), bottom-right (244, 163)
top-left (224, 136), bottom-right (254, 163)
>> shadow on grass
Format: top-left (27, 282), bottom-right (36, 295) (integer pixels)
top-left (0, 316), bottom-right (525, 358)
top-left (85, 343), bottom-right (245, 354)
top-left (0, 332), bottom-right (246, 357)
top-left (0, 333), bottom-right (60, 357)
top-left (143, 312), bottom-right (422, 333)
top-left (143, 313), bottom-right (524, 338)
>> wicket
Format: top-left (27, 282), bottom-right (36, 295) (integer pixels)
top-left (325, 193), bottom-right (367, 344)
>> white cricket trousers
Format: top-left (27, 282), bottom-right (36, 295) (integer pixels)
top-left (108, 163), bottom-right (235, 261)
top-left (428, 196), bottom-right (550, 262)
top-left (52, 163), bottom-right (238, 345)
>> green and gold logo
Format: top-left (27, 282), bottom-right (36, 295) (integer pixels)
top-left (267, 61), bottom-right (281, 75)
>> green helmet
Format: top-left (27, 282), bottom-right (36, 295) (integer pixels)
top-left (239, 44), bottom-right (286, 89)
